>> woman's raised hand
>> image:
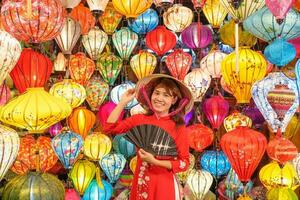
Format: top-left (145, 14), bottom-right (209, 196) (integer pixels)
top-left (119, 88), bottom-right (136, 106)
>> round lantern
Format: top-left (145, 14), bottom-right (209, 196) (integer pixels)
top-left (1, 0), bottom-right (65, 43)
top-left (86, 0), bottom-right (109, 13)
top-left (55, 17), bottom-right (81, 55)
top-left (188, 124), bottom-right (214, 152)
top-left (70, 159), bottom-right (96, 195)
top-left (49, 79), bottom-right (86, 109)
top-left (112, 27), bottom-right (138, 60)
top-left (110, 81), bottom-right (138, 109)
top-left (221, 47), bottom-right (267, 104)
top-left (83, 132), bottom-right (112, 161)
top-left (0, 83), bottom-right (11, 106)
top-left (65, 188), bottom-right (81, 200)
top-left (70, 3), bottom-right (95, 35)
top-left (166, 49), bottom-right (192, 80)
top-left (220, 126), bottom-right (267, 182)
top-left (128, 9), bottom-right (159, 35)
top-left (203, 0), bottom-right (228, 29)
top-left (11, 135), bottom-right (58, 174)
top-left (285, 115), bottom-right (300, 139)
top-left (130, 104), bottom-right (147, 116)
top-left (98, 101), bottom-right (125, 127)
top-left (0, 88), bottom-right (72, 133)
top-left (100, 153), bottom-right (126, 183)
top-left (60, 0), bottom-right (81, 9)
top-left (67, 107), bottom-right (96, 139)
top-left (184, 68), bottom-right (211, 102)
top-left (223, 111), bottom-right (252, 132)
top-left (112, 0), bottom-right (152, 18)
top-left (82, 26), bottom-right (108, 60)
top-left (242, 104), bottom-right (265, 127)
top-left (200, 49), bottom-right (226, 79)
top-left (176, 153), bottom-right (195, 184)
top-left (99, 2), bottom-right (123, 35)
top-left (266, 187), bottom-right (298, 200)
top-left (2, 172), bottom-right (64, 200)
top-left (82, 179), bottom-right (113, 200)
top-left (130, 51), bottom-right (157, 80)
top-left (49, 122), bottom-right (63, 137)
top-left (145, 25), bottom-right (177, 56)
top-left (51, 129), bottom-right (83, 169)
top-left (113, 134), bottom-right (136, 158)
top-left (53, 53), bottom-right (68, 72)
top-left (202, 95), bottom-right (229, 130)
top-left (163, 4), bottom-right (193, 33)
top-left (153, 0), bottom-right (174, 7)
top-left (10, 48), bottom-right (53, 93)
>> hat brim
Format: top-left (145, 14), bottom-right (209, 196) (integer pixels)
top-left (136, 74), bottom-right (194, 115)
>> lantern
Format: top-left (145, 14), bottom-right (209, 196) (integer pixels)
top-left (265, 0), bottom-right (294, 21)
top-left (49, 122), bottom-right (63, 137)
top-left (203, 0), bottom-right (228, 29)
top-left (128, 9), bottom-right (159, 35)
top-left (222, 47), bottom-right (267, 104)
top-left (285, 115), bottom-right (300, 139)
top-left (82, 179), bottom-right (113, 200)
top-left (192, 0), bottom-right (207, 10)
top-left (267, 187), bottom-right (298, 200)
top-left (85, 77), bottom-right (109, 111)
top-left (65, 189), bottom-right (81, 200)
top-left (112, 27), bottom-right (138, 60)
top-left (67, 107), bottom-right (96, 139)
top-left (10, 48), bottom-right (53, 93)
top-left (0, 88), bottom-right (72, 133)
top-left (176, 154), bottom-right (195, 184)
top-left (200, 150), bottom-right (231, 177)
top-left (200, 49), bottom-right (227, 79)
top-left (110, 82), bottom-right (138, 109)
top-left (2, 172), bottom-right (64, 200)
top-left (184, 68), bottom-right (211, 102)
top-left (55, 17), bottom-right (81, 55)
top-left (259, 162), bottom-right (299, 190)
top-left (129, 156), bottom-right (137, 173)
top-left (251, 72), bottom-right (299, 132)
top-left (86, 0), bottom-right (109, 13)
top-left (70, 159), bottom-right (96, 195)
top-left (220, 126), bottom-right (267, 182)
top-left (202, 95), bottom-right (229, 130)
top-left (100, 153), bottom-right (126, 183)
top-left (99, 2), bottom-right (123, 35)
top-left (0, 83), bottom-right (11, 106)
top-left (113, 134), bottom-right (136, 158)
top-left (242, 104), bottom-right (265, 127)
top-left (0, 125), bottom-right (19, 181)
top-left (60, 0), bottom-right (81, 9)
top-left (146, 25), bottom-right (177, 56)
top-left (49, 79), bottom-right (86, 109)
top-left (130, 104), bottom-right (147, 116)
top-left (69, 52), bottom-right (95, 85)
top-left (223, 111), bottom-right (252, 132)
top-left (83, 132), bottom-right (112, 161)
top-left (188, 124), bottom-right (214, 152)
top-left (51, 129), bottom-right (83, 169)
top-left (82, 26), bottom-right (108, 60)
top-left (289, 37), bottom-right (300, 58)
top-left (1, 0), bottom-right (65, 43)
top-left (153, 0), bottom-right (174, 7)
top-left (54, 53), bottom-right (68, 72)
top-left (98, 101), bottom-right (125, 127)
top-left (118, 169), bottom-right (134, 187)
top-left (130, 51), bottom-right (157, 80)
top-left (112, 0), bottom-right (152, 18)
top-left (11, 135), bottom-right (58, 174)
top-left (70, 3), bottom-right (95, 35)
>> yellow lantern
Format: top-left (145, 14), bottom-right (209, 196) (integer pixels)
top-left (130, 51), bottom-right (157, 80)
top-left (49, 79), bottom-right (86, 109)
top-left (266, 187), bottom-right (298, 200)
top-left (221, 47), bottom-right (267, 103)
top-left (237, 195), bottom-right (253, 200)
top-left (223, 111), bottom-right (252, 132)
top-left (0, 88), bottom-right (72, 133)
top-left (70, 159), bottom-right (96, 195)
top-left (83, 132), bottom-right (112, 161)
top-left (53, 53), bottom-right (67, 72)
top-left (129, 156), bottom-right (137, 173)
top-left (112, 0), bottom-right (152, 19)
top-left (259, 162), bottom-right (299, 190)
top-left (202, 0), bottom-right (228, 29)
top-left (99, 2), bottom-right (123, 35)
top-left (285, 115), bottom-right (300, 139)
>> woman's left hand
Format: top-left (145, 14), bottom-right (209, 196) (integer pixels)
top-left (138, 149), bottom-right (157, 165)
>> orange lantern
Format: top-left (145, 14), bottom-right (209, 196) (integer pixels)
top-left (99, 2), bottom-right (123, 35)
top-left (70, 3), bottom-right (95, 34)
top-left (67, 107), bottom-right (96, 139)
top-left (223, 111), bottom-right (252, 132)
top-left (188, 124), bottom-right (214, 152)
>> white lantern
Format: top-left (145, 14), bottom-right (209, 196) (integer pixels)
top-left (60, 0), bottom-right (81, 9)
top-left (87, 0), bottom-right (109, 13)
top-left (200, 49), bottom-right (227, 79)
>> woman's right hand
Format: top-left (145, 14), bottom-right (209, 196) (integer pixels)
top-left (120, 88), bottom-right (136, 106)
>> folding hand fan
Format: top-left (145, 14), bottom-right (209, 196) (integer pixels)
top-left (124, 124), bottom-right (178, 156)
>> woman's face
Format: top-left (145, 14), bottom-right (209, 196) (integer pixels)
top-left (151, 85), bottom-right (177, 116)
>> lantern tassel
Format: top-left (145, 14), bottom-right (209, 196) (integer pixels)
top-left (96, 167), bottom-right (104, 189)
top-left (27, 0), bottom-right (32, 19)
top-left (235, 22), bottom-right (239, 73)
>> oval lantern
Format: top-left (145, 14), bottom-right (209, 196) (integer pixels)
top-left (85, 77), bottom-right (109, 111)
top-left (67, 107), bottom-right (96, 139)
top-left (220, 126), bottom-right (267, 182)
top-left (188, 124), bottom-right (214, 152)
top-left (200, 49), bottom-right (227, 79)
top-left (65, 188), bottom-right (81, 200)
top-left (130, 51), bottom-right (157, 80)
top-left (203, 0), bottom-right (228, 29)
top-left (51, 129), bottom-right (83, 169)
top-left (242, 104), bottom-right (265, 127)
top-left (49, 122), bottom-right (63, 137)
top-left (100, 153), bottom-right (126, 183)
top-left (99, 2), bottom-right (123, 35)
top-left (10, 48), bottom-right (53, 93)
top-left (266, 187), bottom-right (298, 200)
top-left (1, 0), bottom-right (65, 43)
top-left (112, 0), bottom-right (152, 18)
top-left (98, 101), bottom-right (125, 127)
top-left (70, 3), bottom-right (95, 35)
top-left (110, 82), bottom-right (138, 109)
top-left (113, 134), bottom-right (136, 158)
top-left (223, 111), bottom-right (252, 132)
top-left (176, 153), bottom-right (195, 185)
top-left (82, 179), bottom-right (113, 200)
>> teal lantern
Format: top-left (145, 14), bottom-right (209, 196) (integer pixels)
top-left (110, 81), bottom-right (138, 109)
top-left (113, 134), bottom-right (136, 158)
top-left (82, 179), bottom-right (113, 200)
top-left (99, 153), bottom-right (126, 183)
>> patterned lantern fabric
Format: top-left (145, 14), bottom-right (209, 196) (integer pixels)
top-left (1, 0), bottom-right (66, 43)
top-left (112, 0), bottom-right (152, 18)
top-left (176, 153), bottom-right (195, 184)
top-left (223, 111), bottom-right (252, 132)
top-left (128, 9), bottom-right (159, 35)
top-left (200, 49), bottom-right (227, 79)
top-left (70, 3), bottom-right (95, 34)
top-left (203, 0), bottom-right (228, 29)
top-left (130, 51), bottom-right (157, 80)
top-left (100, 153), bottom-right (126, 183)
top-left (0, 83), bottom-right (11, 106)
top-left (85, 77), bottom-right (109, 111)
top-left (99, 2), bottom-right (123, 35)
top-left (110, 82), bottom-right (138, 109)
top-left (187, 124), bottom-right (214, 152)
top-left (49, 122), bottom-right (63, 137)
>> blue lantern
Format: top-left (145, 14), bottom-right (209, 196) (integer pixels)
top-left (128, 9), bottom-right (159, 35)
top-left (264, 38), bottom-right (296, 67)
top-left (99, 153), bottom-right (126, 183)
top-left (110, 81), bottom-right (138, 109)
top-left (200, 150), bottom-right (231, 177)
top-left (113, 134), bottom-right (136, 158)
top-left (82, 179), bottom-right (113, 200)
top-left (218, 43), bottom-right (234, 54)
top-left (51, 129), bottom-right (83, 169)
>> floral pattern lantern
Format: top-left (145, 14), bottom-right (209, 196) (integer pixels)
top-left (51, 129), bottom-right (83, 169)
top-left (100, 153), bottom-right (126, 183)
top-left (49, 122), bottom-right (63, 137)
top-left (188, 124), bottom-right (214, 152)
top-left (99, 2), bottom-right (123, 35)
top-left (10, 48), bottom-right (53, 93)
top-left (70, 3), bottom-right (95, 35)
top-left (128, 9), bottom-right (159, 35)
top-left (203, 0), bottom-right (228, 29)
top-left (112, 0), bottom-right (152, 18)
top-left (113, 134), bottom-right (136, 158)
top-left (82, 179), bottom-right (113, 200)
top-left (166, 49), bottom-right (192, 80)
top-left (1, 0), bottom-right (66, 43)
top-left (200, 49), bottom-right (227, 79)
top-left (176, 153), bottom-right (195, 184)
top-left (223, 111), bottom-right (252, 132)
top-left (110, 81), bottom-right (138, 109)
top-left (85, 77), bottom-right (109, 111)
top-left (130, 51), bottom-right (157, 80)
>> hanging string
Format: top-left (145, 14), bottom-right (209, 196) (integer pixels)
top-left (235, 22), bottom-right (239, 73)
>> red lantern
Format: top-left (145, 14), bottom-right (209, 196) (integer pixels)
top-left (220, 126), bottom-right (267, 182)
top-left (188, 123), bottom-right (214, 152)
top-left (146, 25), bottom-right (177, 56)
top-left (10, 48), bottom-right (53, 93)
top-left (202, 95), bottom-right (229, 130)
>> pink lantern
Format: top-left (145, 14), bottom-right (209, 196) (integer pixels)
top-left (265, 0), bottom-right (294, 22)
top-left (165, 49), bottom-right (192, 80)
top-left (0, 83), bottom-right (10, 106)
top-left (97, 101), bottom-right (124, 127)
top-left (289, 37), bottom-right (300, 58)
top-left (49, 122), bottom-right (63, 137)
top-left (65, 188), bottom-right (80, 200)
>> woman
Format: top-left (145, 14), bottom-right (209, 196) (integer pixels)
top-left (103, 74), bottom-right (194, 200)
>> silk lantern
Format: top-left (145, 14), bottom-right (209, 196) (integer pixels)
top-left (60, 0), bottom-right (81, 9)
top-left (153, 0), bottom-right (174, 7)
top-left (70, 3), bottom-right (95, 34)
top-left (203, 0), bottom-right (228, 29)
top-left (1, 0), bottom-right (65, 43)
top-left (0, 88), bottom-right (72, 133)
top-left (266, 188), bottom-right (298, 200)
top-left (51, 129), bottom-right (83, 169)
top-left (100, 153), bottom-right (126, 183)
top-left (86, 0), bottom-right (109, 13)
top-left (112, 0), bottom-right (152, 18)
top-left (65, 189), bottom-right (81, 200)
top-left (200, 49), bottom-right (227, 79)
top-left (223, 111), bottom-right (252, 132)
top-left (242, 104), bottom-right (265, 127)
top-left (49, 122), bottom-right (63, 137)
top-left (289, 37), bottom-right (300, 58)
top-left (82, 179), bottom-right (113, 200)
top-left (53, 53), bottom-right (68, 72)
top-left (85, 77), bottom-right (109, 111)
top-left (220, 126), bottom-right (267, 182)
top-left (221, 47), bottom-right (267, 103)
top-left (99, 2), bottom-right (123, 35)
top-left (188, 124), bottom-right (214, 152)
top-left (0, 83), bottom-right (11, 106)
top-left (285, 115), bottom-right (300, 139)
top-left (130, 51), bottom-right (157, 80)
top-left (110, 82), bottom-right (138, 109)
top-left (97, 101), bottom-right (125, 127)
top-left (10, 48), bottom-right (53, 93)
top-left (67, 107), bottom-right (96, 139)
top-left (129, 156), bottom-right (137, 173)
top-left (128, 9), bottom-right (159, 35)
top-left (265, 0), bottom-right (294, 21)
top-left (113, 134), bottom-right (136, 158)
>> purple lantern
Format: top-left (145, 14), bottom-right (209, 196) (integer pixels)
top-left (49, 122), bottom-right (63, 137)
top-left (184, 110), bottom-right (194, 126)
top-left (243, 104), bottom-right (265, 127)
top-left (97, 101), bottom-right (125, 126)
